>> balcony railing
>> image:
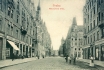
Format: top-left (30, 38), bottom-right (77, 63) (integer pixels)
top-left (98, 23), bottom-right (104, 28)
top-left (20, 26), bottom-right (27, 35)
top-left (83, 34), bottom-right (87, 38)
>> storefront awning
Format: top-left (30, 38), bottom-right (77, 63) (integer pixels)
top-left (7, 40), bottom-right (20, 51)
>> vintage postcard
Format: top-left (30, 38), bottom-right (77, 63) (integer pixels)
top-left (0, 0), bottom-right (104, 70)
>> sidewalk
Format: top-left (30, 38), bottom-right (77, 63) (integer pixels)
top-left (77, 59), bottom-right (104, 67)
top-left (0, 57), bottom-right (37, 69)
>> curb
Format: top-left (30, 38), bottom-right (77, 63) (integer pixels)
top-left (0, 59), bottom-right (36, 69)
top-left (77, 59), bottom-right (104, 68)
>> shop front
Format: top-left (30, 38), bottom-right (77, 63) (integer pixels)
top-left (6, 40), bottom-right (19, 59)
top-left (101, 45), bottom-right (104, 61)
top-left (95, 46), bottom-right (99, 60)
top-left (83, 47), bottom-right (90, 59)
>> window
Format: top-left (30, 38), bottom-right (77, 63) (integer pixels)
top-left (75, 38), bottom-right (77, 40)
top-left (11, 10), bottom-right (13, 18)
top-left (88, 15), bottom-right (89, 22)
top-left (8, 7), bottom-right (11, 16)
top-left (92, 0), bottom-right (93, 6)
top-left (90, 23), bottom-right (92, 30)
top-left (84, 18), bottom-right (86, 23)
top-left (90, 2), bottom-right (91, 8)
top-left (0, 0), bottom-right (2, 10)
top-left (94, 7), bottom-right (95, 14)
top-left (102, 28), bottom-right (104, 37)
top-left (7, 24), bottom-right (10, 34)
top-left (93, 33), bottom-right (95, 41)
top-left (98, 0), bottom-right (100, 5)
top-left (0, 20), bottom-right (2, 30)
top-left (22, 8), bottom-right (23, 15)
top-left (90, 35), bottom-right (92, 43)
top-left (97, 17), bottom-right (98, 25)
top-left (17, 1), bottom-right (19, 10)
top-left (30, 38), bottom-right (31, 45)
top-left (16, 30), bottom-right (18, 38)
top-left (97, 31), bottom-right (99, 40)
top-left (88, 37), bottom-right (89, 44)
top-left (93, 20), bottom-right (95, 28)
top-left (33, 30), bottom-right (34, 35)
top-left (17, 15), bottom-right (19, 23)
top-left (90, 11), bottom-right (92, 19)
top-left (88, 26), bottom-right (89, 32)
top-left (84, 29), bottom-right (86, 33)
top-left (26, 36), bottom-right (28, 43)
top-left (75, 42), bottom-right (77, 45)
top-left (79, 48), bottom-right (80, 50)
top-left (88, 5), bottom-right (89, 11)
top-left (72, 38), bottom-right (73, 41)
top-left (99, 12), bottom-right (100, 21)
top-left (101, 13), bottom-right (103, 20)
top-left (11, 26), bottom-right (13, 36)
top-left (75, 48), bottom-right (76, 50)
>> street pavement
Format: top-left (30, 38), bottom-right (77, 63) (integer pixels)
top-left (0, 57), bottom-right (86, 70)
top-left (0, 57), bottom-right (37, 68)
top-left (77, 59), bottom-right (104, 67)
top-left (0, 57), bottom-right (104, 70)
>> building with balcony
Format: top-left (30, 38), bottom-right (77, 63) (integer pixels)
top-left (0, 0), bottom-right (52, 60)
top-left (83, 0), bottom-right (104, 61)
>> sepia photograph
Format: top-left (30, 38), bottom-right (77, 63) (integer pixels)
top-left (0, 0), bottom-right (104, 70)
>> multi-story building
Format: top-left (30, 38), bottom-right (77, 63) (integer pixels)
top-left (83, 0), bottom-right (104, 61)
top-left (0, 0), bottom-right (36, 60)
top-left (0, 0), bottom-right (51, 60)
top-left (66, 17), bottom-right (83, 59)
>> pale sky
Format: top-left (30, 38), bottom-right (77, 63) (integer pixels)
top-left (34, 0), bottom-right (86, 50)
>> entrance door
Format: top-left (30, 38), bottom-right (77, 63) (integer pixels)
top-left (101, 46), bottom-right (104, 61)
top-left (88, 48), bottom-right (90, 59)
top-left (0, 38), bottom-right (3, 60)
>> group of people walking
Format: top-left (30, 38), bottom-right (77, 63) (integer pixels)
top-left (65, 55), bottom-right (76, 65)
top-left (12, 53), bottom-right (25, 61)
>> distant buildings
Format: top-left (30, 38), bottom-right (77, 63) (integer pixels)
top-left (59, 37), bottom-right (65, 56)
top-left (53, 50), bottom-right (59, 56)
top-left (0, 0), bottom-right (51, 60)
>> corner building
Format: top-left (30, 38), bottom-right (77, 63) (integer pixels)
top-left (65, 17), bottom-right (83, 59)
top-left (83, 0), bottom-right (104, 61)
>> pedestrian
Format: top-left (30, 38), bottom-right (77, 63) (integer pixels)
top-left (12, 53), bottom-right (15, 61)
top-left (38, 55), bottom-right (39, 59)
top-left (73, 55), bottom-right (76, 65)
top-left (68, 56), bottom-right (71, 64)
top-left (65, 55), bottom-right (68, 62)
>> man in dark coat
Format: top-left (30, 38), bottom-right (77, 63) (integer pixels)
top-left (65, 55), bottom-right (68, 62)
top-left (12, 53), bottom-right (15, 61)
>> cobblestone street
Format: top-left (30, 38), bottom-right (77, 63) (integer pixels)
top-left (1, 57), bottom-right (104, 70)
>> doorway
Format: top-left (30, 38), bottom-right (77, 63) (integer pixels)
top-left (0, 38), bottom-right (3, 60)
top-left (101, 46), bottom-right (104, 61)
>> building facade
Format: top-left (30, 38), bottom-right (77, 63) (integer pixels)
top-left (65, 17), bottom-right (83, 59)
top-left (0, 0), bottom-right (51, 60)
top-left (83, 0), bottom-right (104, 61)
